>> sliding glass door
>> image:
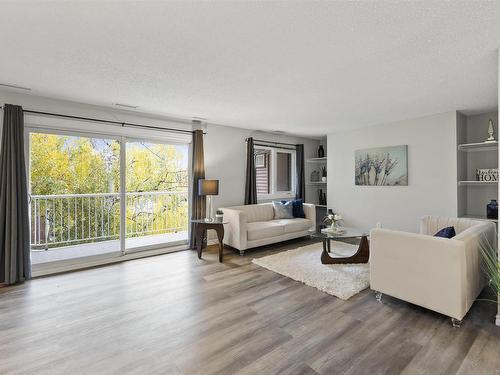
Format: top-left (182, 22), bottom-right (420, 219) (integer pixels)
top-left (125, 140), bottom-right (189, 252)
top-left (27, 129), bottom-right (190, 267)
top-left (28, 131), bottom-right (121, 264)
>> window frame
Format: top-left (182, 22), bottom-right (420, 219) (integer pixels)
top-left (254, 145), bottom-right (296, 200)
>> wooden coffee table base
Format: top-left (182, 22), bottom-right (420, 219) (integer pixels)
top-left (321, 235), bottom-right (369, 264)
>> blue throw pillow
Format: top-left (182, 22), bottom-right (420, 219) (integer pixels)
top-left (281, 199), bottom-right (305, 218)
top-left (434, 226), bottom-right (456, 239)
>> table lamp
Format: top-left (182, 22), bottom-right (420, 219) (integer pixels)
top-left (198, 179), bottom-right (219, 221)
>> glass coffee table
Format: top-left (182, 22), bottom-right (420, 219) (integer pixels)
top-left (310, 227), bottom-right (370, 264)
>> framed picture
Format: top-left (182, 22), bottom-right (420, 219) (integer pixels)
top-left (255, 153), bottom-right (266, 168)
top-left (355, 145), bottom-right (408, 186)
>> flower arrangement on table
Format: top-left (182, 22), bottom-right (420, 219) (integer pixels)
top-left (322, 212), bottom-right (344, 233)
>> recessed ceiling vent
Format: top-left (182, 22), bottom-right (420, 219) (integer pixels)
top-left (114, 103), bottom-right (138, 109)
top-left (191, 117), bottom-right (206, 124)
top-left (0, 83), bottom-right (31, 91)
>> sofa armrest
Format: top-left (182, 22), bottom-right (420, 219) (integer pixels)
top-left (222, 208), bottom-right (248, 250)
top-left (370, 228), bottom-right (468, 319)
top-left (303, 203), bottom-right (316, 229)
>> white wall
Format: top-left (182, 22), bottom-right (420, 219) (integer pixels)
top-left (204, 124), bottom-right (319, 209)
top-left (327, 111), bottom-right (458, 233)
top-left (0, 90), bottom-right (319, 210)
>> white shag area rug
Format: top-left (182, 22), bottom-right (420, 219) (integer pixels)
top-left (252, 241), bottom-right (369, 300)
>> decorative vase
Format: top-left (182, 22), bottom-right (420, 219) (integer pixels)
top-left (318, 145), bottom-right (325, 158)
top-left (311, 170), bottom-right (319, 182)
top-left (321, 176), bottom-right (327, 182)
top-left (487, 199), bottom-right (498, 219)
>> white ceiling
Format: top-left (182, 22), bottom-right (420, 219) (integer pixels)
top-left (1, 1), bottom-right (499, 137)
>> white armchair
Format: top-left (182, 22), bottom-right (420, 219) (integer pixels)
top-left (370, 216), bottom-right (496, 327)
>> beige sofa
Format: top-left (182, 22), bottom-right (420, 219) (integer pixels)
top-left (221, 203), bottom-right (316, 254)
top-left (370, 216), bottom-right (496, 327)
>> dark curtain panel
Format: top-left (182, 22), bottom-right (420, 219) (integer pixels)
top-left (244, 137), bottom-right (257, 205)
top-left (295, 144), bottom-right (305, 200)
top-left (0, 104), bottom-right (31, 284)
top-left (189, 129), bottom-right (206, 249)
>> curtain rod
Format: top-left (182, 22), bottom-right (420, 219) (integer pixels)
top-left (254, 143), bottom-right (296, 150)
top-left (246, 138), bottom-right (298, 147)
top-left (1, 106), bottom-right (205, 135)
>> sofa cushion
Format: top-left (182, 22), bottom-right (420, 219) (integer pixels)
top-left (434, 226), bottom-right (456, 239)
top-left (272, 201), bottom-right (294, 219)
top-left (272, 218), bottom-right (313, 234)
top-left (247, 221), bottom-right (286, 241)
top-left (281, 199), bottom-right (306, 218)
top-left (230, 204), bottom-right (274, 223)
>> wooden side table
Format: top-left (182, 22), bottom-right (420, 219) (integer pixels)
top-left (192, 219), bottom-right (227, 262)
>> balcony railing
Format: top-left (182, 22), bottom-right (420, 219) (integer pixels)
top-left (30, 191), bottom-right (188, 250)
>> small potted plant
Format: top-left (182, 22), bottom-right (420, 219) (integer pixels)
top-left (320, 166), bottom-right (327, 182)
top-left (479, 239), bottom-right (500, 306)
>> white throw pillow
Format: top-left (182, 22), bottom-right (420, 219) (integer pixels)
top-left (272, 201), bottom-right (294, 219)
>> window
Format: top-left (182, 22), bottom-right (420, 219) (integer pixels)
top-left (255, 146), bottom-right (295, 199)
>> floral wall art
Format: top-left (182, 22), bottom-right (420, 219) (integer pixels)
top-left (355, 145), bottom-right (408, 186)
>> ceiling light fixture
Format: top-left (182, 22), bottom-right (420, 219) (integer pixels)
top-left (0, 83), bottom-right (32, 91)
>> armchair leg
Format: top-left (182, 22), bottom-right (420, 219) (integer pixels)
top-left (375, 291), bottom-right (383, 303)
top-left (451, 318), bottom-right (462, 328)
top-left (239, 250), bottom-right (245, 256)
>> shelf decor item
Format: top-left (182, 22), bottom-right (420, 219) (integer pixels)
top-left (355, 145), bottom-right (408, 186)
top-left (318, 145), bottom-right (325, 158)
top-left (215, 209), bottom-right (224, 222)
top-left (311, 170), bottom-right (320, 182)
top-left (486, 199), bottom-right (498, 220)
top-left (318, 189), bottom-right (326, 205)
top-left (320, 166), bottom-right (327, 182)
top-left (476, 168), bottom-right (498, 182)
top-left (486, 118), bottom-right (495, 142)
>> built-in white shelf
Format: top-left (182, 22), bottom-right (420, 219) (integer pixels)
top-left (458, 181), bottom-right (498, 186)
top-left (306, 157), bottom-right (327, 163)
top-left (458, 141), bottom-right (498, 152)
top-left (460, 214), bottom-right (498, 223)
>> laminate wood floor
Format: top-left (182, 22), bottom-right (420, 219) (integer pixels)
top-left (1, 238), bottom-right (499, 375)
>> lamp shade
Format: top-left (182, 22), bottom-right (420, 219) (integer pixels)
top-left (198, 179), bottom-right (219, 196)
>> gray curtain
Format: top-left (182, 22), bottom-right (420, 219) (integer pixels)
top-left (0, 104), bottom-right (31, 285)
top-left (189, 129), bottom-right (206, 249)
top-left (295, 144), bottom-right (305, 200)
top-left (244, 137), bottom-right (257, 205)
